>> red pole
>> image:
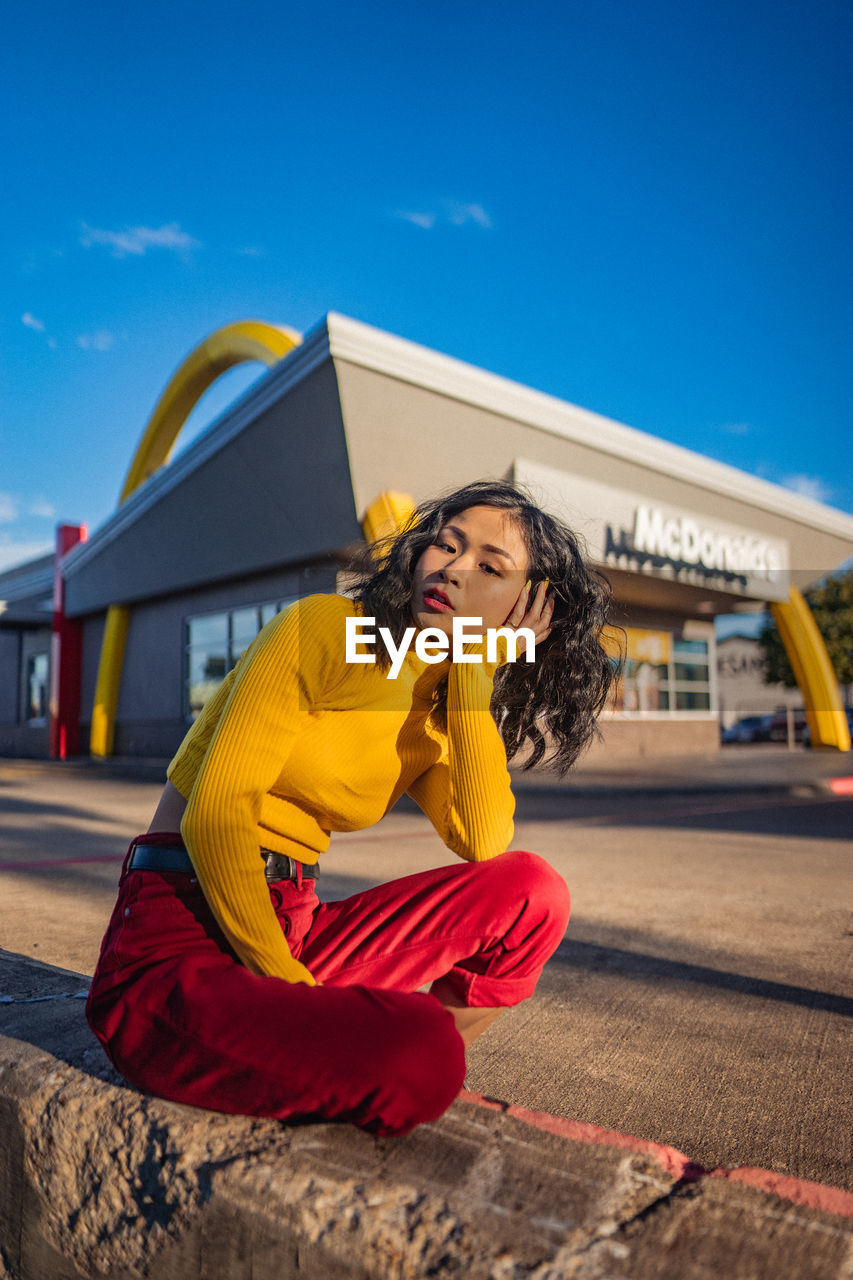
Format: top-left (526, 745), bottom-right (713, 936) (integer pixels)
top-left (49, 523), bottom-right (88, 759)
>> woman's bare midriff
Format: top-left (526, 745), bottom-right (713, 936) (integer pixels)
top-left (147, 780), bottom-right (188, 834)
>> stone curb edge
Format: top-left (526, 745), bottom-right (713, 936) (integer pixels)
top-left (459, 1090), bottom-right (853, 1219)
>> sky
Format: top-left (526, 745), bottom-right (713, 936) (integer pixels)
top-left (2, 0), bottom-right (851, 628)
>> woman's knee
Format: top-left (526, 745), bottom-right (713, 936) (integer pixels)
top-left (491, 849), bottom-right (571, 934)
top-left (360, 993), bottom-right (466, 1136)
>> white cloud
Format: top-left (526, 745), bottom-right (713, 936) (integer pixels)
top-left (28, 497), bottom-right (56, 519)
top-left (77, 330), bottom-right (115, 352)
top-left (720, 422), bottom-right (751, 436)
top-left (22, 311), bottom-right (57, 347)
top-left (0, 493), bottom-right (57, 524)
top-left (0, 493), bottom-right (19, 523)
top-left (445, 200), bottom-right (493, 229)
top-left (397, 210), bottom-right (438, 230)
top-left (781, 473), bottom-right (833, 503)
top-left (79, 221), bottom-right (201, 258)
top-left (394, 199), bottom-right (493, 231)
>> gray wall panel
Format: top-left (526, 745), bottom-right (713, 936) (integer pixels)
top-left (80, 615), bottom-right (106, 732)
top-left (0, 626), bottom-right (51, 758)
top-left (0, 631), bottom-right (20, 722)
top-left (65, 362), bottom-right (360, 616)
top-left (75, 561), bottom-right (337, 760)
top-left (0, 725), bottom-right (50, 758)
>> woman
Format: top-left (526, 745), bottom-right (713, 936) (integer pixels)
top-left (86, 479), bottom-right (615, 1137)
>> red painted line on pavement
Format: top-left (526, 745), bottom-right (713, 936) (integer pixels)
top-left (459, 1090), bottom-right (700, 1182)
top-left (459, 1091), bottom-right (853, 1218)
top-left (828, 776), bottom-right (853, 796)
top-left (707, 1166), bottom-right (853, 1218)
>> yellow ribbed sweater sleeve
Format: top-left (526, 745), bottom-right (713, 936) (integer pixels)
top-left (179, 594), bottom-right (347, 985)
top-left (407, 648), bottom-right (515, 861)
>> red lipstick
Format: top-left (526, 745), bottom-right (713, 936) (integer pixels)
top-left (423, 587), bottom-right (453, 612)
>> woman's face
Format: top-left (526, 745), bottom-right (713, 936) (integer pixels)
top-left (410, 504), bottom-right (531, 638)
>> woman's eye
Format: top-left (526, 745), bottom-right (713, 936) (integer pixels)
top-left (481, 563), bottom-right (500, 575)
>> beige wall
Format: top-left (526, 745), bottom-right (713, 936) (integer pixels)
top-left (584, 717), bottom-right (720, 760)
top-left (333, 359), bottom-right (853, 588)
top-left (716, 635), bottom-right (802, 728)
top-left (331, 352), bottom-right (853, 759)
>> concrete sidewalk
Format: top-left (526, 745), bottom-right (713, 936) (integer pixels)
top-left (1, 750), bottom-right (851, 1276)
top-left (2, 952), bottom-right (852, 1280)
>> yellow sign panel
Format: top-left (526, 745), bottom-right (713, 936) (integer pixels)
top-left (624, 627), bottom-right (672, 666)
top-left (601, 626), bottom-right (672, 666)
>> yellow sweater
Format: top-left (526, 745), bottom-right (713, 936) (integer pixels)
top-left (168, 593), bottom-right (515, 986)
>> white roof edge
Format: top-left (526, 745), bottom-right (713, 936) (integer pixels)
top-left (326, 312), bottom-right (853, 541)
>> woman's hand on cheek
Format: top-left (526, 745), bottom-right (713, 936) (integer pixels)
top-left (504, 579), bottom-right (554, 648)
top-left (459, 579), bottom-right (554, 680)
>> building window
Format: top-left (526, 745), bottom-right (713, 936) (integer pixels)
top-left (605, 628), bottom-right (713, 716)
top-left (26, 653), bottom-right (50, 723)
top-left (185, 598), bottom-right (297, 720)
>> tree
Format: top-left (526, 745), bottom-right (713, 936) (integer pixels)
top-left (758, 569), bottom-right (853, 688)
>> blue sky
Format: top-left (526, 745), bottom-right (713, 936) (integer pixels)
top-left (2, 0), bottom-right (851, 611)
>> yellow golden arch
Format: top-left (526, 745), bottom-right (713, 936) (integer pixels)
top-left (91, 326), bottom-right (851, 756)
top-left (770, 589), bottom-right (850, 751)
top-left (90, 321), bottom-right (302, 757)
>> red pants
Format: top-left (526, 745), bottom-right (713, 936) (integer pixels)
top-left (86, 837), bottom-right (570, 1137)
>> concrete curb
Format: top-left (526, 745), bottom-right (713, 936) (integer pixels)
top-left (2, 953), bottom-right (853, 1279)
top-left (460, 1092), bottom-right (853, 1219)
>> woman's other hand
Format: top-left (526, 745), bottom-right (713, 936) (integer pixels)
top-left (504, 578), bottom-right (554, 649)
top-left (461, 578), bottom-right (554, 678)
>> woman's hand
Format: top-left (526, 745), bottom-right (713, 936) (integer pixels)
top-left (503, 578), bottom-right (554, 648)
top-left (460, 578), bottom-right (555, 678)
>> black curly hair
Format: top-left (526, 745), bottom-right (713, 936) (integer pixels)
top-left (345, 479), bottom-right (620, 774)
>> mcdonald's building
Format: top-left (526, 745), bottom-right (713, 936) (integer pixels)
top-left (2, 313), bottom-right (852, 763)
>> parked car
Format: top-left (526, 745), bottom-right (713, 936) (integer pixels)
top-left (767, 709), bottom-right (808, 743)
top-left (721, 714), bottom-right (772, 744)
top-left (803, 706), bottom-right (853, 748)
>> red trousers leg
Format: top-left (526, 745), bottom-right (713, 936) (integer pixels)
top-left (299, 849), bottom-right (571, 1007)
top-left (86, 843), bottom-right (569, 1136)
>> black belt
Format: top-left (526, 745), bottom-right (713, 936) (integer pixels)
top-left (128, 842), bottom-right (319, 882)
